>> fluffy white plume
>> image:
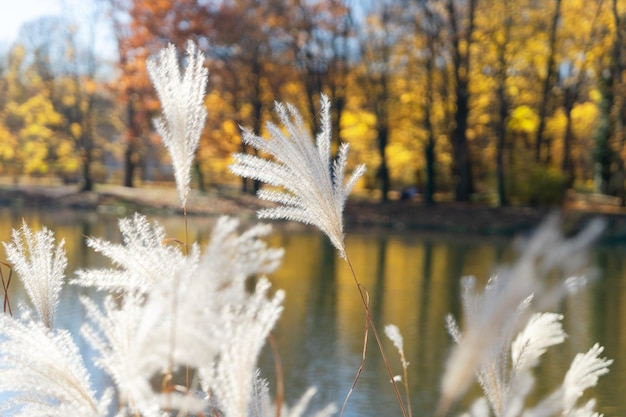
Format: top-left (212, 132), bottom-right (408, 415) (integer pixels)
top-left (511, 313), bottom-right (566, 374)
top-left (521, 344), bottom-right (612, 417)
top-left (441, 216), bottom-right (606, 417)
top-left (385, 323), bottom-right (404, 350)
top-left (73, 212), bottom-right (199, 293)
top-left (4, 221), bottom-right (67, 328)
top-left (0, 316), bottom-right (110, 416)
top-left (80, 291), bottom-right (209, 416)
top-left (459, 397), bottom-right (491, 417)
top-left (75, 215), bottom-right (287, 416)
top-left (439, 216), bottom-right (604, 413)
top-left (562, 344), bottom-right (612, 412)
top-left (147, 41), bottom-right (208, 208)
top-left (270, 387), bottom-right (338, 417)
top-left (203, 278), bottom-right (284, 417)
top-left (229, 95), bottom-right (366, 258)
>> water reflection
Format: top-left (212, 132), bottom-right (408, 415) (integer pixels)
top-left (0, 208), bottom-right (623, 416)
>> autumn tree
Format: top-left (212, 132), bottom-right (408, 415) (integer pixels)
top-left (107, 0), bottom-right (624, 204)
top-left (602, 0), bottom-right (626, 203)
top-left (445, 0), bottom-right (477, 202)
top-left (115, 0), bottom-right (296, 191)
top-left (355, 0), bottom-right (415, 202)
top-left (472, 0), bottom-right (529, 205)
top-left (0, 45), bottom-right (66, 179)
top-left (108, 0), bottom-right (202, 187)
top-left (414, 0), bottom-right (450, 205)
top-left (554, 0), bottom-right (606, 187)
top-left (534, 0), bottom-right (562, 164)
top-left (18, 1), bottom-right (117, 191)
top-left (287, 0), bottom-right (355, 144)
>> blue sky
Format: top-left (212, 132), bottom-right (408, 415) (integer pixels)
top-left (0, 0), bottom-right (62, 46)
top-left (0, 0), bottom-right (116, 61)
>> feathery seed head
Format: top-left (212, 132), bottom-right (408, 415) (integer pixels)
top-left (439, 216), bottom-right (606, 416)
top-left (0, 316), bottom-right (109, 416)
top-left (147, 41), bottom-right (208, 208)
top-left (3, 221), bottom-right (67, 329)
top-left (229, 94), bottom-right (365, 259)
top-left (385, 324), bottom-right (404, 352)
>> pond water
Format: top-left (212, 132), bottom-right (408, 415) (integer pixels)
top-left (0, 207), bottom-right (624, 417)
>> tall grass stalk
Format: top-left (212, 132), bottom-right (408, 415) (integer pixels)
top-left (345, 257), bottom-right (409, 417)
top-left (230, 95), bottom-right (409, 417)
top-left (385, 324), bottom-right (412, 417)
top-left (0, 261), bottom-right (12, 315)
top-left (147, 41), bottom-right (208, 400)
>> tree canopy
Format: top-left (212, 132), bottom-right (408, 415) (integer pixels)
top-left (2, 0), bottom-right (626, 206)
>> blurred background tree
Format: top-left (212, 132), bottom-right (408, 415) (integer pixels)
top-left (3, 0), bottom-right (626, 207)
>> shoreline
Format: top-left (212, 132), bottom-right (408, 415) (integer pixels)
top-left (2, 184), bottom-right (626, 241)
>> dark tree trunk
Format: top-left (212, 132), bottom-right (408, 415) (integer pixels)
top-left (451, 107), bottom-right (473, 202)
top-left (374, 71), bottom-right (391, 203)
top-left (612, 0), bottom-right (626, 206)
top-left (123, 99), bottom-right (140, 187)
top-left (535, 0), bottom-right (562, 163)
top-left (495, 11), bottom-right (511, 207)
top-left (81, 148), bottom-right (93, 192)
top-left (123, 144), bottom-right (136, 188)
top-left (194, 161), bottom-right (205, 192)
top-left (377, 125), bottom-right (390, 202)
top-left (496, 89), bottom-right (508, 206)
top-left (423, 42), bottom-right (437, 206)
top-left (448, 0), bottom-right (477, 202)
top-left (425, 133), bottom-right (436, 205)
top-left (562, 89), bottom-right (576, 186)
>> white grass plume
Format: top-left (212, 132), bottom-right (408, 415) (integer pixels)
top-left (147, 40), bottom-right (208, 208)
top-left (229, 95), bottom-right (366, 258)
top-left (438, 215), bottom-right (605, 416)
top-left (80, 291), bottom-right (209, 416)
top-left (73, 212), bottom-right (199, 293)
top-left (0, 315), bottom-right (111, 416)
top-left (203, 278), bottom-right (284, 417)
top-left (522, 344), bottom-right (612, 417)
top-left (562, 344), bottom-right (612, 413)
top-left (385, 324), bottom-right (413, 417)
top-left (269, 386), bottom-right (338, 417)
top-left (511, 312), bottom-right (566, 374)
top-left (74, 215), bottom-right (287, 416)
top-left (3, 221), bottom-right (67, 328)
top-left (198, 217), bottom-right (284, 298)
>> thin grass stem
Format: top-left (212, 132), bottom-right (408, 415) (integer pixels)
top-left (0, 261), bottom-right (12, 316)
top-left (183, 204), bottom-right (190, 415)
top-left (400, 345), bottom-right (412, 417)
top-left (345, 256), bottom-right (408, 417)
top-left (340, 291), bottom-right (369, 417)
top-left (184, 205), bottom-right (189, 257)
top-left (268, 332), bottom-right (284, 417)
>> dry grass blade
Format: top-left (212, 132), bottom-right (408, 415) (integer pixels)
top-left (385, 324), bottom-right (413, 417)
top-left (340, 290), bottom-right (370, 417)
top-left (0, 261), bottom-right (12, 316)
top-left (268, 332), bottom-right (284, 417)
top-left (346, 258), bottom-right (409, 417)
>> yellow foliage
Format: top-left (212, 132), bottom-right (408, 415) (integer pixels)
top-left (23, 140), bottom-right (49, 174)
top-left (341, 109), bottom-right (379, 188)
top-left (62, 95), bottom-right (76, 107)
top-left (387, 142), bottom-right (415, 186)
top-left (546, 110), bottom-right (567, 141)
top-left (509, 105), bottom-right (539, 134)
top-left (572, 101), bottom-right (599, 143)
top-left (70, 123), bottom-right (82, 139)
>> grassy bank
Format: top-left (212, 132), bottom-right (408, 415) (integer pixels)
top-left (3, 183), bottom-right (626, 241)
